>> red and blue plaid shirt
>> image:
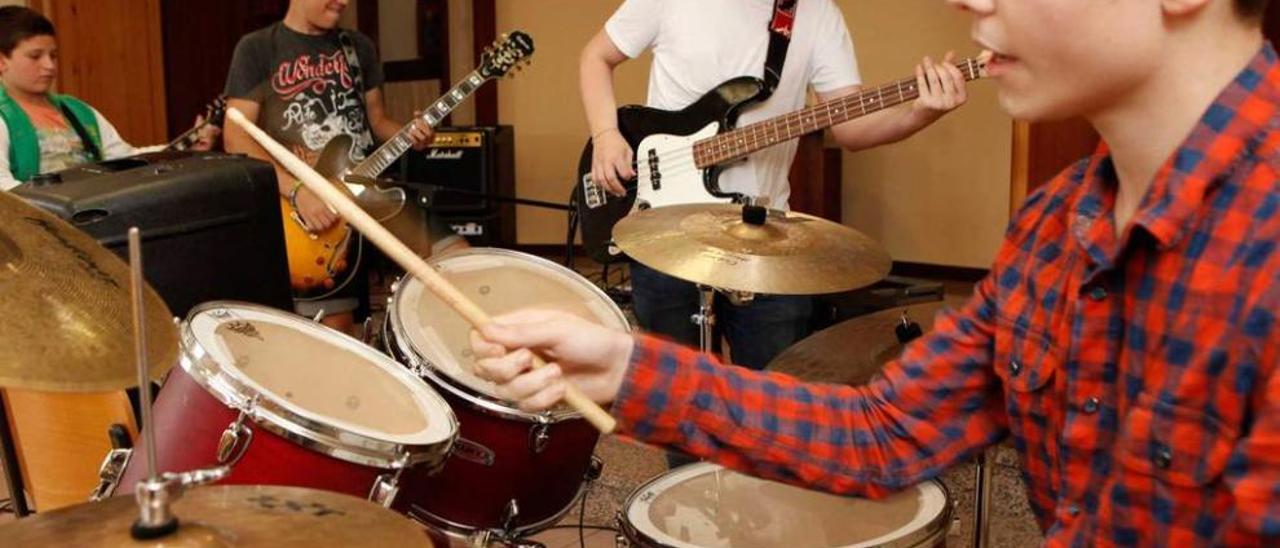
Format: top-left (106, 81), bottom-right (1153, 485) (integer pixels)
top-left (613, 44), bottom-right (1280, 546)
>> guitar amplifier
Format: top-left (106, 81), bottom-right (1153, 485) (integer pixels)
top-left (12, 152), bottom-right (293, 317)
top-left (400, 126), bottom-right (515, 214)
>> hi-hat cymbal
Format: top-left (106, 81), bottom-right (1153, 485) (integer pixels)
top-left (768, 301), bottom-right (945, 385)
top-left (0, 191), bottom-right (177, 391)
top-left (0, 484), bottom-right (432, 547)
top-left (613, 204), bottom-right (891, 295)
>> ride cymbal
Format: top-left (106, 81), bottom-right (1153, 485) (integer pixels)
top-left (613, 204), bottom-right (891, 295)
top-left (0, 484), bottom-right (432, 547)
top-left (0, 191), bottom-right (177, 391)
top-left (768, 301), bottom-right (945, 385)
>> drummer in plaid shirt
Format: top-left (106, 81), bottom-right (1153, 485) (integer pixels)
top-left (470, 0), bottom-right (1280, 544)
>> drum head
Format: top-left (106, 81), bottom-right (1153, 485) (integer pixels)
top-left (185, 302), bottom-right (455, 456)
top-left (392, 248), bottom-right (629, 405)
top-left (624, 463), bottom-right (949, 548)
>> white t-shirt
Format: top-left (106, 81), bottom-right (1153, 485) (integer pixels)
top-left (606, 0), bottom-right (861, 209)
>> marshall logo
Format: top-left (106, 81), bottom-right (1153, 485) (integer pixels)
top-left (425, 149), bottom-right (464, 161)
top-left (272, 51), bottom-right (353, 98)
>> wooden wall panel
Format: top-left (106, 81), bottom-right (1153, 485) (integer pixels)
top-left (1009, 118), bottom-right (1099, 214)
top-left (42, 0), bottom-right (168, 146)
top-left (159, 0), bottom-right (287, 139)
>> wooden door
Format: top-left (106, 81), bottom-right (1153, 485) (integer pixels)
top-left (1009, 118), bottom-right (1099, 214)
top-left (38, 0), bottom-right (168, 146)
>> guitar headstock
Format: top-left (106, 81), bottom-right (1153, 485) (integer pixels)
top-left (478, 31), bottom-right (535, 80)
top-left (205, 95), bottom-right (228, 127)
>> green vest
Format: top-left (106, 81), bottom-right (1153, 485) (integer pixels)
top-left (0, 86), bottom-right (102, 182)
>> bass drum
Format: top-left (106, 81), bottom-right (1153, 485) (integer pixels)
top-left (619, 462), bottom-right (952, 547)
top-left (385, 248), bottom-right (629, 538)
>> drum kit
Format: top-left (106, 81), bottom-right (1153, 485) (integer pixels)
top-left (0, 110), bottom-right (977, 547)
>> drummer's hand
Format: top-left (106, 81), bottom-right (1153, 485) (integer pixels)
top-left (470, 309), bottom-right (634, 412)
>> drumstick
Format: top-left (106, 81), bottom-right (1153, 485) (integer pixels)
top-left (226, 108), bottom-right (617, 434)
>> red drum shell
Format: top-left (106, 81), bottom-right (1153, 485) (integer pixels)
top-left (117, 365), bottom-right (392, 498)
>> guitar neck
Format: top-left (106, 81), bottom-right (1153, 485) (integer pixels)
top-left (693, 58), bottom-right (984, 168)
top-left (349, 70), bottom-right (490, 179)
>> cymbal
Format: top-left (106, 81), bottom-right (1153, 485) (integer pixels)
top-left (0, 484), bottom-right (432, 547)
top-left (768, 301), bottom-right (945, 385)
top-left (613, 204), bottom-right (891, 295)
top-left (0, 191), bottom-right (177, 391)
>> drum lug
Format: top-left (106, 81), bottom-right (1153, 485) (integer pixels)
top-left (613, 512), bottom-right (631, 548)
top-left (89, 447), bottom-right (133, 501)
top-left (369, 474), bottom-right (401, 509)
top-left (528, 415), bottom-right (552, 454)
top-left (369, 453), bottom-right (410, 508)
top-left (501, 498), bottom-right (520, 533)
top-left (217, 408), bottom-right (254, 466)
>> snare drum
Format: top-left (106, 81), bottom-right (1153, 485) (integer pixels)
top-left (385, 248), bottom-right (630, 536)
top-left (113, 302), bottom-right (457, 507)
top-left (619, 463), bottom-right (951, 548)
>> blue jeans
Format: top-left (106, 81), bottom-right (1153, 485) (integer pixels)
top-left (631, 262), bottom-right (813, 469)
top-left (630, 262), bottom-right (813, 371)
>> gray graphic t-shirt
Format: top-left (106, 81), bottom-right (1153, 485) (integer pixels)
top-left (224, 23), bottom-right (382, 163)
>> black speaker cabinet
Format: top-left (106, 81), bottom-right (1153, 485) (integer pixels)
top-left (402, 126), bottom-right (515, 212)
top-left (12, 152), bottom-right (293, 317)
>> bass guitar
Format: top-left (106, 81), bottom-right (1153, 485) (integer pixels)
top-left (283, 31), bottom-right (534, 296)
top-left (573, 55), bottom-right (988, 263)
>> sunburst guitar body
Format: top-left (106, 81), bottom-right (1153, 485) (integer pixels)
top-left (278, 31), bottom-right (536, 297)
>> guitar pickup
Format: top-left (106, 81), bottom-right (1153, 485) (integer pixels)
top-left (647, 149), bottom-right (661, 190)
top-left (583, 174), bottom-right (606, 209)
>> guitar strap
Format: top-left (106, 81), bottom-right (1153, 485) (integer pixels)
top-left (58, 102), bottom-right (102, 162)
top-left (337, 30), bottom-right (374, 149)
top-left (761, 0), bottom-right (797, 99)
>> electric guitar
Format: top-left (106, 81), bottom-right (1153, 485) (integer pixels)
top-left (282, 31), bottom-right (534, 296)
top-left (573, 55), bottom-right (989, 263)
top-left (167, 95), bottom-right (227, 151)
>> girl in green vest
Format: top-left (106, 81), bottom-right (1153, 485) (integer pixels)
top-left (0, 6), bottom-right (215, 190)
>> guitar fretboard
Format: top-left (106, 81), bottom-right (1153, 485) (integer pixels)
top-left (348, 70), bottom-right (489, 179)
top-left (693, 58), bottom-right (984, 169)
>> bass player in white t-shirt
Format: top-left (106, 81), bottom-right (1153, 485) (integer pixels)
top-left (578, 0), bottom-right (970, 431)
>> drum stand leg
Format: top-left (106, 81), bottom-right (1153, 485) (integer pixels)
top-left (0, 390), bottom-right (31, 517)
top-left (692, 286), bottom-right (716, 354)
top-left (971, 448), bottom-right (994, 548)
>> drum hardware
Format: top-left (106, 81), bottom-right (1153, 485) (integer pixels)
top-left (529, 416), bottom-right (552, 454)
top-left (501, 499), bottom-right (521, 534)
top-left (216, 405), bottom-right (256, 466)
top-left (311, 309), bottom-right (326, 323)
top-left (369, 453), bottom-right (411, 508)
top-left (127, 227), bottom-right (235, 540)
top-left (230, 107), bottom-right (617, 433)
top-left (895, 311), bottom-right (924, 343)
top-left (89, 448), bottom-right (133, 502)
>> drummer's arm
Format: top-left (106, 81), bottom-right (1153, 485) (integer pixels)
top-left (612, 275), bottom-right (1006, 497)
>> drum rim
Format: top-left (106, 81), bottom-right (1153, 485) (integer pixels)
top-left (618, 462), bottom-right (953, 548)
top-left (388, 247), bottom-right (631, 423)
top-left (180, 301), bottom-right (459, 469)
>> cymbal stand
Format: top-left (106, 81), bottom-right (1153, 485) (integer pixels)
top-left (972, 449), bottom-right (994, 547)
top-left (692, 286), bottom-right (716, 354)
top-left (126, 228), bottom-right (228, 540)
